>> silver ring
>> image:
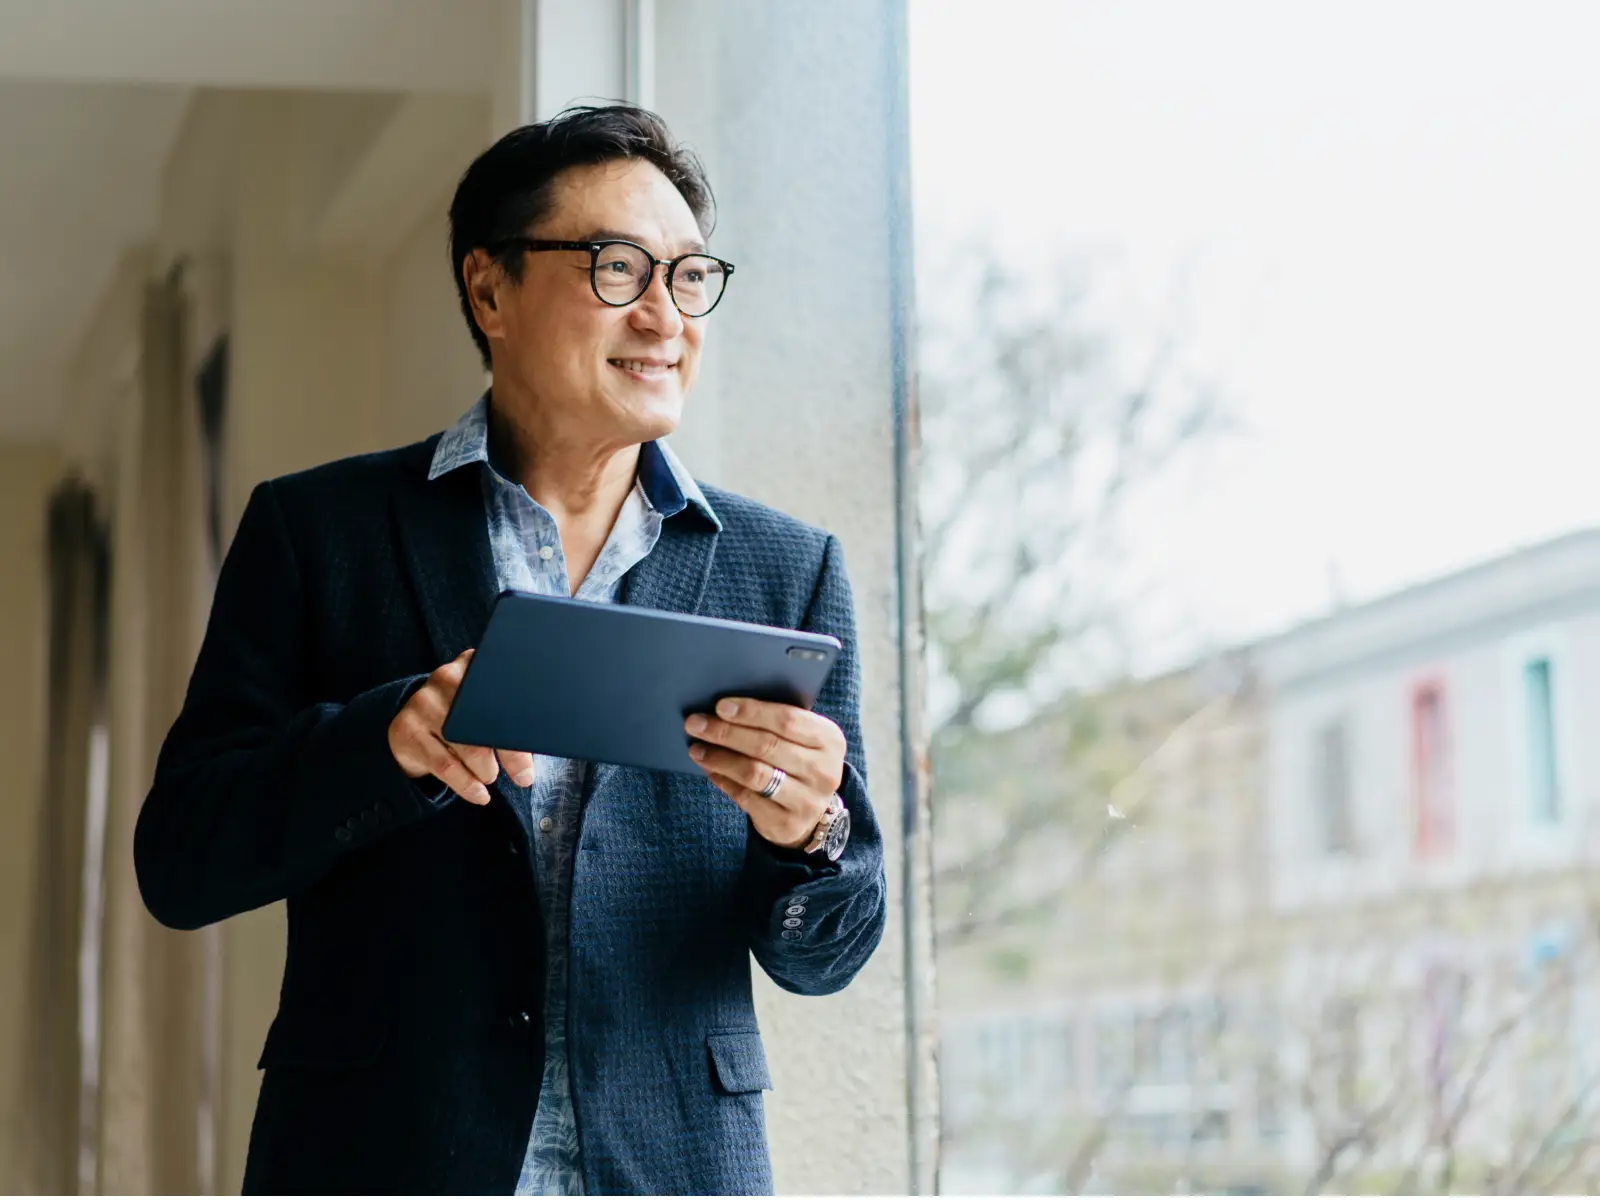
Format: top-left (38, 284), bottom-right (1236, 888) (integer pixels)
top-left (758, 766), bottom-right (787, 800)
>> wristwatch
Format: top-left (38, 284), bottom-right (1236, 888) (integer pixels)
top-left (803, 794), bottom-right (851, 862)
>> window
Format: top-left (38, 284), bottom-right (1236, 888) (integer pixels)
top-left (1095, 1014), bottom-right (1135, 1099)
top-left (1017, 1015), bottom-right (1075, 1102)
top-left (1254, 1006), bottom-right (1284, 1145)
top-left (1047, 1016), bottom-right (1077, 1094)
top-left (1325, 996), bottom-right (1361, 1114)
top-left (1313, 718), bottom-right (1354, 854)
top-left (1523, 656), bottom-right (1561, 825)
top-left (1154, 1008), bottom-right (1193, 1085)
top-left (1412, 681), bottom-right (1454, 858)
top-left (1254, 1059), bottom-right (1285, 1145)
top-left (1192, 1109), bottom-right (1230, 1145)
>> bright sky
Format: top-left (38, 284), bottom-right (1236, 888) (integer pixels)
top-left (910, 0), bottom-right (1600, 665)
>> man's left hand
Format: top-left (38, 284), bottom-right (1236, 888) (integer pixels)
top-left (685, 699), bottom-right (846, 851)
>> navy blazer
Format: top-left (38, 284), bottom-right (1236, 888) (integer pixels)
top-left (134, 434), bottom-right (888, 1195)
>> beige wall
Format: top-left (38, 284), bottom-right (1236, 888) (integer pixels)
top-left (378, 194), bottom-right (489, 445)
top-left (227, 97), bottom-right (383, 510)
top-left (0, 442), bottom-right (61, 1191)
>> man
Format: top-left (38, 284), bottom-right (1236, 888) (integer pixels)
top-left (134, 105), bottom-right (886, 1195)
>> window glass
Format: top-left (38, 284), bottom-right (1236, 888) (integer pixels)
top-left (1524, 657), bottom-right (1560, 824)
top-left (916, 1), bottom-right (1600, 1193)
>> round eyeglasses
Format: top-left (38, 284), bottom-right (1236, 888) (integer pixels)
top-left (495, 237), bottom-right (735, 318)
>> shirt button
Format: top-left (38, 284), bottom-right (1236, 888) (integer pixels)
top-left (785, 905), bottom-right (806, 916)
top-left (538, 816), bottom-right (554, 832)
top-left (538, 545), bottom-right (555, 561)
top-left (791, 895), bottom-right (810, 906)
top-left (783, 917), bottom-right (803, 929)
top-left (781, 929), bottom-right (803, 942)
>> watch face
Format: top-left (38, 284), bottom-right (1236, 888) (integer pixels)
top-left (824, 806), bottom-right (851, 861)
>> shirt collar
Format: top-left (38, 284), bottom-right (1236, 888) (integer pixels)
top-left (428, 392), bottom-right (721, 530)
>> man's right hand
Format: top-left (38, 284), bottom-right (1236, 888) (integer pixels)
top-left (388, 649), bottom-right (535, 805)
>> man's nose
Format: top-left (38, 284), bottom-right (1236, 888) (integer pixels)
top-left (629, 266), bottom-right (685, 338)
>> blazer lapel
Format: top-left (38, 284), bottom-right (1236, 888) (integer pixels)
top-left (392, 454), bottom-right (534, 838)
top-left (619, 515), bottom-right (718, 617)
top-left (393, 459), bottom-right (500, 664)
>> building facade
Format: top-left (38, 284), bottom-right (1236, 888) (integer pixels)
top-left (939, 531), bottom-right (1600, 1194)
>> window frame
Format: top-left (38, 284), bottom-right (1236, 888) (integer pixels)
top-left (1312, 714), bottom-right (1356, 856)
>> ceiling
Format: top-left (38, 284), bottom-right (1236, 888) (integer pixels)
top-left (0, 0), bottom-right (502, 439)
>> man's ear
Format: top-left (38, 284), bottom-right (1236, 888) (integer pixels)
top-left (464, 250), bottom-right (505, 342)
top-left (466, 250), bottom-right (499, 313)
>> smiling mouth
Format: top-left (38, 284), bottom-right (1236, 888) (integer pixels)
top-left (608, 358), bottom-right (678, 378)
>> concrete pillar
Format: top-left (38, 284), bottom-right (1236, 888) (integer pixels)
top-left (652, 2), bottom-right (932, 1192)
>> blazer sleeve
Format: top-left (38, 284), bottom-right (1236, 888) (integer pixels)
top-left (134, 479), bottom-right (442, 931)
top-left (740, 533), bottom-right (889, 996)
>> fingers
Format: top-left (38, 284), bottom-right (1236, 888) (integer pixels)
top-left (689, 741), bottom-right (808, 808)
top-left (708, 698), bottom-right (837, 751)
top-left (450, 741), bottom-right (500, 786)
top-left (433, 647), bottom-right (475, 694)
top-left (426, 743), bottom-right (493, 806)
top-left (388, 648), bottom-right (528, 807)
top-left (686, 714), bottom-right (809, 782)
top-left (704, 771), bottom-right (817, 851)
top-left (685, 702), bottom-right (845, 794)
top-left (497, 747), bottom-right (536, 787)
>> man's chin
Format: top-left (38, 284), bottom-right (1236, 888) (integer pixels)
top-left (615, 394), bottom-right (683, 443)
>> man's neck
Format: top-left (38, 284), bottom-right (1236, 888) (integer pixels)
top-left (486, 390), bottom-right (642, 594)
top-left (487, 393), bottom-right (640, 519)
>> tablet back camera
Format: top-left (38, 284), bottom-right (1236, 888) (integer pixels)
top-left (786, 646), bottom-right (828, 662)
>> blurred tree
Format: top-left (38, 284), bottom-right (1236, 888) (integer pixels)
top-left (917, 243), bottom-right (1229, 950)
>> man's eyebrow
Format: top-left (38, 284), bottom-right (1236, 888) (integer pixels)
top-left (585, 228), bottom-right (709, 255)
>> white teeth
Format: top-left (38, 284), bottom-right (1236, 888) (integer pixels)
top-left (614, 359), bottom-right (673, 375)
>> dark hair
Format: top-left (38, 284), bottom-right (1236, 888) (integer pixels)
top-left (448, 104), bottom-right (716, 367)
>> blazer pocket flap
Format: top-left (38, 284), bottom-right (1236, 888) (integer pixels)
top-left (707, 1031), bottom-right (772, 1094)
top-left (257, 1009), bottom-right (388, 1072)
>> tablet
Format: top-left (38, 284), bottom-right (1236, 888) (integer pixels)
top-left (440, 590), bottom-right (843, 776)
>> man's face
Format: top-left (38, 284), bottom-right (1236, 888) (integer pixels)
top-left (478, 158), bottom-right (709, 446)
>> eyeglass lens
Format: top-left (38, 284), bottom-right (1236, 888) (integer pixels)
top-left (593, 243), bottom-right (727, 316)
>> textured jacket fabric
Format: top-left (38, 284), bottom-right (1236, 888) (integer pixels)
top-left (133, 434), bottom-right (888, 1195)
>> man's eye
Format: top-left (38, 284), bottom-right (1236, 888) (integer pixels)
top-left (601, 258), bottom-right (636, 275)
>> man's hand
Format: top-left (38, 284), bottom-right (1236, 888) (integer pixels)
top-left (685, 698), bottom-right (847, 850)
top-left (388, 649), bottom-right (535, 805)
